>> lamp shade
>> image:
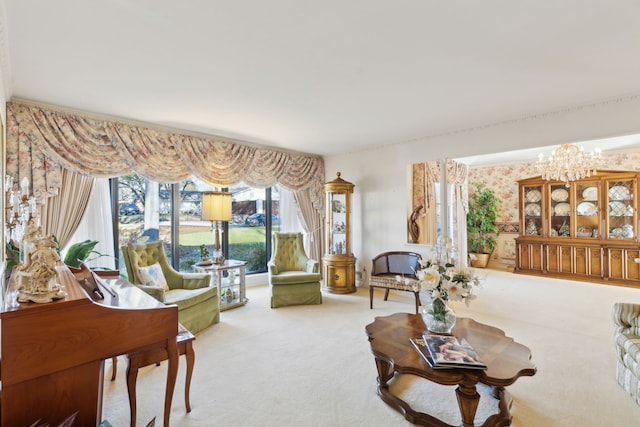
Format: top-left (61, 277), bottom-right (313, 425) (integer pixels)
top-left (201, 191), bottom-right (232, 221)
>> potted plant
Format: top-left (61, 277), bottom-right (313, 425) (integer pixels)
top-left (59, 239), bottom-right (118, 269)
top-left (466, 182), bottom-right (500, 268)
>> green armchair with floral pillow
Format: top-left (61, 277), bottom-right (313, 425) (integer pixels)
top-left (122, 241), bottom-right (219, 333)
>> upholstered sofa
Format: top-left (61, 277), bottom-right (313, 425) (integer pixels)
top-left (613, 302), bottom-right (640, 406)
top-left (369, 251), bottom-right (422, 313)
top-left (122, 241), bottom-right (220, 333)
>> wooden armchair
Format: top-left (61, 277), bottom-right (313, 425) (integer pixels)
top-left (369, 251), bottom-right (422, 313)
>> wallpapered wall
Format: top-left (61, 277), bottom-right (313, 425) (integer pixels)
top-left (467, 147), bottom-right (640, 267)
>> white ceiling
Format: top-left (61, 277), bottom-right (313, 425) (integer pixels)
top-left (3, 1), bottom-right (640, 157)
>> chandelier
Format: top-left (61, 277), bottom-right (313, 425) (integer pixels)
top-left (536, 144), bottom-right (603, 187)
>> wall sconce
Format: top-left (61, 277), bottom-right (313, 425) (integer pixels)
top-left (201, 191), bottom-right (232, 264)
top-left (5, 175), bottom-right (38, 249)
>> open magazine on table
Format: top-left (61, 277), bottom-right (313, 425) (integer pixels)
top-left (410, 334), bottom-right (487, 370)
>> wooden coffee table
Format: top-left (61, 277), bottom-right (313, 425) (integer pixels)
top-left (365, 313), bottom-right (536, 427)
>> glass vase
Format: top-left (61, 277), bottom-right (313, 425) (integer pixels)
top-left (421, 298), bottom-right (456, 334)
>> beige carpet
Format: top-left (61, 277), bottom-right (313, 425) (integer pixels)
top-left (102, 269), bottom-right (640, 426)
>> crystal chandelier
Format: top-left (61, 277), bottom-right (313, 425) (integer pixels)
top-left (536, 143), bottom-right (603, 187)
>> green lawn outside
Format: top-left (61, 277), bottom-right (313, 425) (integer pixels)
top-left (177, 225), bottom-right (281, 273)
top-left (179, 225), bottom-right (280, 246)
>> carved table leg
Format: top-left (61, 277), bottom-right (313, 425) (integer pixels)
top-left (184, 340), bottom-right (195, 412)
top-left (374, 356), bottom-right (394, 387)
top-left (126, 359), bottom-right (140, 427)
top-left (164, 338), bottom-right (179, 427)
top-left (456, 379), bottom-right (480, 427)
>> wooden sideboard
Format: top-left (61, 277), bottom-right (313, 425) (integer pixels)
top-left (515, 171), bottom-right (640, 287)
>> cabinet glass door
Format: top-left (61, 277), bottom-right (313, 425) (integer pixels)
top-left (574, 182), bottom-right (600, 238)
top-left (522, 185), bottom-right (543, 236)
top-left (328, 192), bottom-right (347, 254)
top-left (549, 184), bottom-right (571, 237)
top-left (606, 179), bottom-right (636, 240)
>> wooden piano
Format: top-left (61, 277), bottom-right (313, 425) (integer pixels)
top-left (0, 263), bottom-right (179, 427)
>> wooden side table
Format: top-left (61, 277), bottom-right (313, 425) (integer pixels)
top-left (114, 324), bottom-right (195, 427)
top-left (193, 259), bottom-right (248, 311)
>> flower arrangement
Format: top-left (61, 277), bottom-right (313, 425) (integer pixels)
top-left (416, 258), bottom-right (481, 322)
top-left (396, 240), bottom-right (482, 332)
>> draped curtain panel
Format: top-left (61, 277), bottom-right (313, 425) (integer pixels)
top-left (446, 160), bottom-right (469, 260)
top-left (5, 98), bottom-right (325, 223)
top-left (293, 187), bottom-right (324, 264)
top-left (424, 161), bottom-right (439, 244)
top-left (39, 168), bottom-right (96, 250)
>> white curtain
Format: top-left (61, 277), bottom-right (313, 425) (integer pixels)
top-left (62, 178), bottom-right (116, 270)
top-left (278, 186), bottom-right (310, 252)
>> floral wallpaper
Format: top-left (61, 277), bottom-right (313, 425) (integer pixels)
top-left (467, 147), bottom-right (640, 262)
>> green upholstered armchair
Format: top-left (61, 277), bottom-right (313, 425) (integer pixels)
top-left (268, 232), bottom-right (322, 308)
top-left (122, 241), bottom-right (220, 333)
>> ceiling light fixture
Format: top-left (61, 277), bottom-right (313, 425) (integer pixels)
top-left (536, 143), bottom-right (603, 187)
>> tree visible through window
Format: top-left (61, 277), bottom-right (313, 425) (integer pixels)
top-left (114, 174), bottom-right (281, 276)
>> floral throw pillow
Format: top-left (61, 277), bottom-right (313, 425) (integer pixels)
top-left (137, 262), bottom-right (169, 291)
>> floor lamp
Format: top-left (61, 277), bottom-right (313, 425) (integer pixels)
top-left (201, 191), bottom-right (232, 264)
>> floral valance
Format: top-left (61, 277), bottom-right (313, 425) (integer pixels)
top-left (6, 99), bottom-right (325, 211)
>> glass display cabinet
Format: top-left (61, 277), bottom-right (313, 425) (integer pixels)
top-left (323, 172), bottom-right (356, 294)
top-left (522, 183), bottom-right (543, 237)
top-left (515, 171), bottom-right (640, 287)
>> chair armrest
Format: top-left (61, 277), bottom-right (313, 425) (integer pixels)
top-left (306, 259), bottom-right (319, 273)
top-left (137, 285), bottom-right (166, 302)
top-left (613, 303), bottom-right (640, 335)
top-left (182, 273), bottom-right (211, 290)
top-left (268, 262), bottom-right (279, 275)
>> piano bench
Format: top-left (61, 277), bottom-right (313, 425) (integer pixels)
top-left (112, 324), bottom-right (195, 426)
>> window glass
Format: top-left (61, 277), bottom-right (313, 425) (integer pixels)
top-left (178, 177), bottom-right (212, 271)
top-left (115, 173), bottom-right (284, 276)
top-left (116, 173), bottom-right (172, 274)
top-left (227, 184), bottom-right (281, 274)
top-left (434, 183), bottom-right (457, 242)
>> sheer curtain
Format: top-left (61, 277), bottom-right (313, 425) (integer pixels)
top-left (279, 187), bottom-right (305, 232)
top-left (62, 178), bottom-right (116, 269)
top-left (277, 186), bottom-right (312, 252)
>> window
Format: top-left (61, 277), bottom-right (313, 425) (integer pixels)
top-left (434, 182), bottom-right (458, 243)
top-left (227, 184), bottom-right (281, 273)
top-left (115, 174), bottom-right (173, 272)
top-left (114, 174), bottom-right (287, 277)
